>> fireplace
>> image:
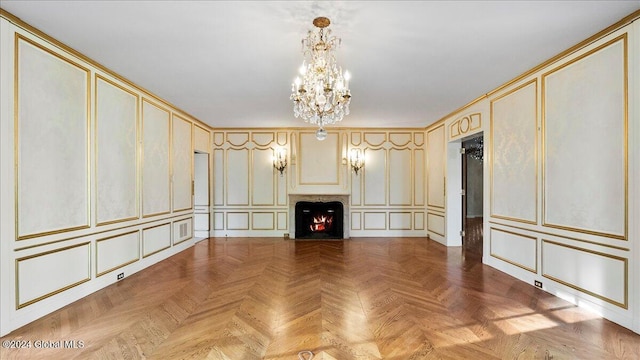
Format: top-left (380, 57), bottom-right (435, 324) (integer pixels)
top-left (288, 194), bottom-right (350, 239)
top-left (295, 201), bottom-right (343, 239)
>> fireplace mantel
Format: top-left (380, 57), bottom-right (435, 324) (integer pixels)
top-left (288, 193), bottom-right (350, 239)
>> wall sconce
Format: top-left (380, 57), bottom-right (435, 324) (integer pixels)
top-left (349, 148), bottom-right (364, 175)
top-left (273, 147), bottom-right (287, 176)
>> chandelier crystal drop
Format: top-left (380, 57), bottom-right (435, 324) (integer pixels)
top-left (291, 17), bottom-right (352, 138)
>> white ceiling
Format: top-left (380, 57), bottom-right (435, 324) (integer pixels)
top-left (2, 1), bottom-right (639, 129)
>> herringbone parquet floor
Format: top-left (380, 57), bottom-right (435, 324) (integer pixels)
top-left (2, 237), bottom-right (639, 359)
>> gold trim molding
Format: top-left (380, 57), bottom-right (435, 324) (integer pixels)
top-left (449, 113), bottom-right (481, 140)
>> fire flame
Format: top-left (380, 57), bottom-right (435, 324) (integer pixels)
top-left (310, 214), bottom-right (333, 232)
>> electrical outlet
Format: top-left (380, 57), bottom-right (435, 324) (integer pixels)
top-left (534, 280), bottom-right (542, 288)
top-left (117, 272), bottom-right (124, 280)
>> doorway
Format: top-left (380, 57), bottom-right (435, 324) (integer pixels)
top-left (461, 135), bottom-right (484, 255)
top-left (193, 152), bottom-right (210, 240)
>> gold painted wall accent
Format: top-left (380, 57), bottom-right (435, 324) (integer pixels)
top-left (172, 114), bottom-right (193, 212)
top-left (3, 15), bottom-right (212, 335)
top-left (226, 148), bottom-right (250, 206)
top-left (389, 132), bottom-right (412, 147)
top-left (251, 148), bottom-right (276, 206)
top-left (449, 113), bottom-right (481, 140)
top-left (427, 212), bottom-right (445, 237)
top-left (490, 80), bottom-right (537, 224)
top-left (542, 35), bottom-right (627, 240)
top-left (16, 242), bottom-right (91, 308)
top-left (211, 128), bottom-right (426, 235)
top-left (95, 75), bottom-right (139, 226)
top-left (427, 124), bottom-right (446, 209)
top-left (95, 231), bottom-right (140, 277)
top-left (193, 124), bottom-right (211, 153)
top-left (298, 131), bottom-right (340, 185)
top-left (226, 132), bottom-right (250, 147)
top-left (213, 132), bottom-right (225, 146)
top-left (16, 35), bottom-right (91, 239)
top-left (251, 132), bottom-right (275, 147)
top-left (173, 217), bottom-right (193, 245)
top-left (489, 227), bottom-right (537, 273)
top-left (142, 223), bottom-right (171, 258)
top-left (363, 132), bottom-right (387, 147)
top-left (141, 99), bottom-right (171, 218)
top-left (542, 240), bottom-right (627, 308)
top-left (212, 130), bottom-right (290, 234)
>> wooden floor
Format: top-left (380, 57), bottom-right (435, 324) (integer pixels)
top-left (2, 237), bottom-right (640, 359)
top-left (464, 217), bottom-right (484, 256)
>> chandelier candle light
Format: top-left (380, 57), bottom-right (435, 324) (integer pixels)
top-left (291, 17), bottom-right (352, 140)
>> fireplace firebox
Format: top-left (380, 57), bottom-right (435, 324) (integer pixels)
top-left (295, 201), bottom-right (344, 239)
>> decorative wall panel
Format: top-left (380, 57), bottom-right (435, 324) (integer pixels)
top-left (214, 212), bottom-right (224, 230)
top-left (543, 36), bottom-right (627, 238)
top-left (542, 240), bottom-right (627, 308)
top-left (142, 100), bottom-right (170, 217)
top-left (193, 125), bottom-right (210, 153)
top-left (213, 132), bottom-right (224, 146)
top-left (427, 125), bottom-right (445, 208)
top-left (414, 132), bottom-right (424, 147)
top-left (389, 132), bottom-right (412, 147)
top-left (277, 132), bottom-right (288, 146)
top-left (251, 148), bottom-right (275, 205)
top-left (364, 212), bottom-right (386, 230)
top-left (350, 132), bottom-right (362, 146)
top-left (252, 132), bottom-right (275, 147)
top-left (277, 168), bottom-right (287, 206)
top-left (194, 213), bottom-right (209, 232)
top-left (351, 212), bottom-right (362, 230)
top-left (16, 36), bottom-right (90, 238)
top-left (491, 80), bottom-right (537, 223)
top-left (213, 149), bottom-right (224, 206)
top-left (95, 76), bottom-right (138, 225)
top-left (427, 212), bottom-right (445, 237)
top-left (414, 149), bottom-right (425, 206)
top-left (226, 149), bottom-right (249, 206)
top-left (226, 132), bottom-right (249, 147)
top-left (277, 212), bottom-right (288, 230)
top-left (173, 218), bottom-right (192, 245)
top-left (389, 149), bottom-right (412, 205)
top-left (351, 168), bottom-right (362, 206)
top-left (227, 212), bottom-right (250, 230)
top-left (96, 231), bottom-right (139, 276)
top-left (363, 149), bottom-right (386, 205)
top-left (489, 228), bottom-right (537, 273)
top-left (449, 113), bottom-right (482, 140)
top-left (142, 223), bottom-right (171, 257)
top-left (17, 243), bottom-right (90, 307)
top-left (299, 132), bottom-right (340, 185)
top-left (194, 153), bottom-right (209, 206)
top-left (252, 212), bottom-right (275, 230)
top-left (389, 212), bottom-right (412, 230)
top-left (172, 115), bottom-right (193, 212)
top-left (363, 132), bottom-right (386, 147)
top-left (414, 212), bottom-right (425, 230)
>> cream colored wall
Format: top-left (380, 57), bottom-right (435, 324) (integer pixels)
top-left (430, 18), bottom-right (640, 333)
top-left (486, 27), bottom-right (633, 328)
top-left (0, 16), bottom-right (212, 336)
top-left (211, 129), bottom-right (427, 237)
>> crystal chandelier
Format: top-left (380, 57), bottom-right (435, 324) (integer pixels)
top-left (466, 137), bottom-right (484, 162)
top-left (291, 17), bottom-right (352, 140)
